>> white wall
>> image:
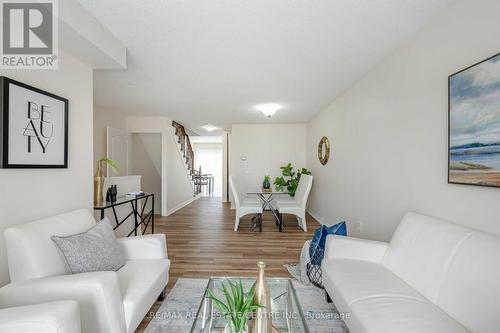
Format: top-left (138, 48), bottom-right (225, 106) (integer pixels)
top-left (166, 126), bottom-right (196, 214)
top-left (0, 51), bottom-right (93, 286)
top-left (131, 133), bottom-right (162, 214)
top-left (306, 0), bottom-right (500, 241)
top-left (230, 124), bottom-right (306, 193)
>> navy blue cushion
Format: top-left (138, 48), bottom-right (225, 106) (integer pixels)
top-left (309, 221), bottom-right (347, 265)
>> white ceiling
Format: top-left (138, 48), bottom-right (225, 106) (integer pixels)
top-left (78, 0), bottom-right (455, 135)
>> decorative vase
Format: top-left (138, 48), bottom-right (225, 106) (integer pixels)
top-left (252, 261), bottom-right (272, 333)
top-left (262, 177), bottom-right (271, 190)
top-left (94, 162), bottom-right (104, 206)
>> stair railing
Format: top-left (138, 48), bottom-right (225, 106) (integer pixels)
top-left (172, 121), bottom-right (198, 195)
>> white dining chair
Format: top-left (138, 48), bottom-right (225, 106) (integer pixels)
top-left (276, 174), bottom-right (313, 232)
top-left (229, 175), bottom-right (263, 231)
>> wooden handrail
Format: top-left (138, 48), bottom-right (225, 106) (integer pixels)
top-left (172, 121), bottom-right (197, 194)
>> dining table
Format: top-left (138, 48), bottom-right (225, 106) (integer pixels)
top-left (194, 173), bottom-right (214, 195)
top-left (247, 188), bottom-right (290, 230)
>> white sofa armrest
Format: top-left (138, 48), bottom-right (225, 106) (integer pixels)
top-left (324, 235), bottom-right (389, 263)
top-left (0, 300), bottom-right (81, 333)
top-left (117, 233), bottom-right (167, 260)
top-left (0, 271), bottom-right (125, 333)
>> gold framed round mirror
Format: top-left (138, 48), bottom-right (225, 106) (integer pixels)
top-left (318, 136), bottom-right (330, 165)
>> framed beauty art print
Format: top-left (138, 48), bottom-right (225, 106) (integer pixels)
top-left (0, 77), bottom-right (68, 168)
top-left (448, 53), bottom-right (500, 187)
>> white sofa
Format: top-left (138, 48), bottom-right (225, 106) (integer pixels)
top-left (322, 212), bottom-right (500, 333)
top-left (0, 301), bottom-right (81, 333)
top-left (0, 209), bottom-right (170, 333)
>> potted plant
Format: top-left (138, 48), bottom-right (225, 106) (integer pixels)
top-left (274, 163), bottom-right (311, 197)
top-left (207, 279), bottom-right (263, 333)
top-left (94, 157), bottom-right (119, 206)
top-left (262, 175), bottom-right (271, 191)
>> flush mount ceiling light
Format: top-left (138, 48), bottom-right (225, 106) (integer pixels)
top-left (201, 124), bottom-right (218, 132)
top-left (255, 103), bottom-right (281, 118)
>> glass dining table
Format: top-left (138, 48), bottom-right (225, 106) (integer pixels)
top-left (247, 189), bottom-right (289, 231)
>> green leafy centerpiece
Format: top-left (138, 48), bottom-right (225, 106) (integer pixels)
top-left (207, 279), bottom-right (263, 333)
top-left (274, 163), bottom-right (311, 197)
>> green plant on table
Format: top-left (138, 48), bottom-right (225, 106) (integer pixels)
top-left (97, 157), bottom-right (119, 173)
top-left (274, 162), bottom-right (311, 197)
top-left (207, 279), bottom-right (263, 333)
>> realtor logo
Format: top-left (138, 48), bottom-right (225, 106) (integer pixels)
top-left (1, 0), bottom-right (58, 69)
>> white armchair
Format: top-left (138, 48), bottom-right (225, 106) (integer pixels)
top-left (0, 209), bottom-right (170, 333)
top-left (0, 300), bottom-right (81, 333)
top-left (276, 174), bottom-right (313, 232)
top-left (229, 176), bottom-right (263, 231)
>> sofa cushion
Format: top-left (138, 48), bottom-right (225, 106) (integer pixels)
top-left (310, 222), bottom-right (347, 265)
top-left (382, 212), bottom-right (472, 302)
top-left (4, 209), bottom-right (96, 282)
top-left (0, 300), bottom-right (81, 333)
top-left (349, 296), bottom-right (469, 333)
top-left (322, 259), bottom-right (423, 315)
top-left (117, 259), bottom-right (170, 333)
top-left (51, 218), bottom-right (126, 274)
top-left (437, 232), bottom-right (500, 333)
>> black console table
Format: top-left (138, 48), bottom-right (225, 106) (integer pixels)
top-left (94, 193), bottom-right (155, 237)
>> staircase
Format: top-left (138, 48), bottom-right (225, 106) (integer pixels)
top-left (171, 121), bottom-right (199, 195)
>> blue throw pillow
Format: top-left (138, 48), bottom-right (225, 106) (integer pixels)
top-left (309, 221), bottom-right (347, 265)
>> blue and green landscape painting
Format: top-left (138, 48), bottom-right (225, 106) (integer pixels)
top-left (449, 53), bottom-right (500, 186)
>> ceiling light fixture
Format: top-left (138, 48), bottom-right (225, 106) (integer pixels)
top-left (201, 124), bottom-right (218, 132)
top-left (255, 103), bottom-right (281, 118)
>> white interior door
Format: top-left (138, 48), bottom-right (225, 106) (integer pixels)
top-left (106, 126), bottom-right (130, 176)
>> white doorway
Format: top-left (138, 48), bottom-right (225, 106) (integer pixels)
top-left (106, 126), bottom-right (131, 176)
top-left (130, 133), bottom-right (162, 214)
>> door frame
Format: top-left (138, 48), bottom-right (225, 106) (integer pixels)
top-left (106, 126), bottom-right (131, 177)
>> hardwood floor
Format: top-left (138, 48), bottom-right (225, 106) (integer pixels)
top-left (136, 196), bottom-right (318, 332)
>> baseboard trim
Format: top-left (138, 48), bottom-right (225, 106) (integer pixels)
top-left (306, 208), bottom-right (326, 226)
top-left (166, 194), bottom-right (201, 216)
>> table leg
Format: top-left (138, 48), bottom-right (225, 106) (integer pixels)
top-left (257, 194), bottom-right (266, 210)
top-left (258, 194), bottom-right (273, 211)
top-left (257, 194), bottom-right (281, 230)
top-left (279, 212), bottom-right (283, 232)
top-left (152, 194), bottom-right (155, 234)
top-left (133, 199), bottom-right (138, 236)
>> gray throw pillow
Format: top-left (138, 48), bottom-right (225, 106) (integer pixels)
top-left (51, 217), bottom-right (126, 274)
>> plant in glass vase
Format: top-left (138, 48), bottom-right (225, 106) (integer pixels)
top-left (207, 279), bottom-right (263, 333)
top-left (274, 163), bottom-right (311, 197)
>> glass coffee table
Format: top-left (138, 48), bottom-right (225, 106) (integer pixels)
top-left (190, 277), bottom-right (310, 333)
